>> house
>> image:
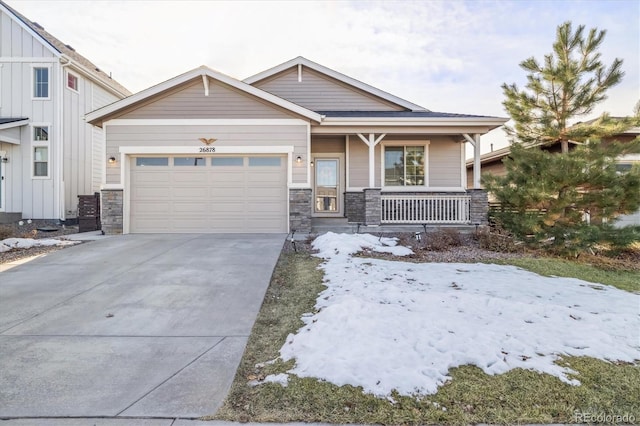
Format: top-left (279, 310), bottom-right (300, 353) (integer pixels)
top-left (466, 127), bottom-right (640, 226)
top-left (0, 1), bottom-right (130, 224)
top-left (86, 57), bottom-right (507, 234)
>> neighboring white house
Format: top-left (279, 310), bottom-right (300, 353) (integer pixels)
top-left (0, 1), bottom-right (130, 223)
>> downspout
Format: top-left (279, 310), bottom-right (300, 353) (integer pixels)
top-left (57, 57), bottom-right (71, 221)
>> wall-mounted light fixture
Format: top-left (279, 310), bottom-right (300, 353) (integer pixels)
top-left (295, 155), bottom-right (302, 164)
top-left (1, 157), bottom-right (8, 163)
top-left (108, 156), bottom-right (116, 164)
top-left (310, 161), bottom-right (314, 167)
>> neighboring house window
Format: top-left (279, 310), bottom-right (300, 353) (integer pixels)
top-left (33, 67), bottom-right (49, 98)
top-left (32, 125), bottom-right (50, 178)
top-left (67, 72), bottom-right (79, 91)
top-left (616, 162), bottom-right (634, 173)
top-left (384, 145), bottom-right (425, 186)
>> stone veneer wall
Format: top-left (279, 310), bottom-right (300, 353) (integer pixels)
top-left (289, 188), bottom-right (312, 233)
top-left (101, 189), bottom-right (123, 234)
top-left (345, 192), bottom-right (365, 223)
top-left (468, 189), bottom-right (489, 225)
top-left (364, 188), bottom-right (381, 226)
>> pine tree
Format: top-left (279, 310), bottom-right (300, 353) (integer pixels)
top-left (502, 21), bottom-right (625, 153)
top-left (485, 22), bottom-right (640, 254)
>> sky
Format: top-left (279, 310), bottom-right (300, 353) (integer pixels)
top-left (8, 0), bottom-right (640, 152)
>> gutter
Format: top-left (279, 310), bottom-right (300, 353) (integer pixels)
top-left (60, 54), bottom-right (130, 99)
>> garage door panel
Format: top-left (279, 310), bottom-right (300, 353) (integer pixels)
top-left (208, 187), bottom-right (244, 198)
top-left (210, 202), bottom-right (246, 214)
top-left (133, 201), bottom-right (171, 214)
top-left (172, 202), bottom-right (210, 214)
top-left (247, 174), bottom-right (285, 185)
top-left (172, 187), bottom-right (209, 198)
top-left (208, 171), bottom-right (244, 184)
top-left (134, 171), bottom-right (171, 184)
top-left (246, 187), bottom-right (284, 198)
top-left (133, 187), bottom-right (170, 199)
top-left (131, 155), bottom-right (287, 233)
top-left (171, 172), bottom-right (208, 184)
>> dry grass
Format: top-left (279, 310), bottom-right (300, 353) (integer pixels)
top-left (212, 249), bottom-right (640, 424)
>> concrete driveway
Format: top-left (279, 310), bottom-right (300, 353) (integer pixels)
top-left (0, 233), bottom-right (285, 420)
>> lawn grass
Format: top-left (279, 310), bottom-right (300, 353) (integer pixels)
top-left (212, 251), bottom-right (640, 425)
top-left (494, 257), bottom-right (640, 293)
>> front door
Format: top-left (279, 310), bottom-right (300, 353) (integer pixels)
top-left (314, 157), bottom-right (342, 216)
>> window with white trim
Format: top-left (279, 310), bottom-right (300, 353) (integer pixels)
top-left (67, 72), bottom-right (79, 91)
top-left (384, 145), bottom-right (425, 186)
top-left (33, 67), bottom-right (49, 98)
top-left (32, 125), bottom-right (50, 178)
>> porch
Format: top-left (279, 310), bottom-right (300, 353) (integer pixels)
top-left (290, 189), bottom-right (489, 235)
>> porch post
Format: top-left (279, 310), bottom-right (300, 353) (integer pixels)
top-left (357, 133), bottom-right (386, 187)
top-left (473, 134), bottom-right (481, 189)
top-left (463, 133), bottom-right (482, 189)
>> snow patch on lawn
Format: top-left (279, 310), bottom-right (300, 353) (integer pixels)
top-left (0, 237), bottom-right (80, 253)
top-left (312, 231), bottom-right (414, 259)
top-left (270, 232), bottom-right (640, 397)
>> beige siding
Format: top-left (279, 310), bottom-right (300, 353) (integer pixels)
top-left (105, 124), bottom-right (308, 184)
top-left (467, 160), bottom-right (507, 189)
top-left (348, 136), bottom-right (462, 189)
top-left (348, 138), bottom-right (368, 187)
top-left (311, 135), bottom-right (345, 153)
top-left (115, 79), bottom-right (296, 120)
top-left (429, 137), bottom-right (462, 187)
top-left (255, 67), bottom-right (404, 112)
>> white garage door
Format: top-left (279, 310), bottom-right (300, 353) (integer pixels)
top-left (130, 155), bottom-right (287, 233)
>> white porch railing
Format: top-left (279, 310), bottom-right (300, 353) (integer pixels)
top-left (381, 194), bottom-right (471, 224)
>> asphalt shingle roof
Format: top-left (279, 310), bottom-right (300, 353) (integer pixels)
top-left (0, 117), bottom-right (29, 125)
top-left (317, 110), bottom-right (499, 119)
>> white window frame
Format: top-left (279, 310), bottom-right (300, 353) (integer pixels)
top-left (32, 65), bottom-right (52, 100)
top-left (381, 140), bottom-right (430, 190)
top-left (31, 124), bottom-right (51, 179)
top-left (66, 70), bottom-right (79, 92)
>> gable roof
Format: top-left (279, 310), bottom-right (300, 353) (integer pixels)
top-left (86, 66), bottom-right (324, 126)
top-left (0, 0), bottom-right (130, 97)
top-left (243, 56), bottom-right (428, 112)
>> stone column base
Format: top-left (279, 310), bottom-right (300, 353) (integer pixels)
top-left (289, 188), bottom-right (312, 233)
top-left (468, 189), bottom-right (489, 225)
top-left (364, 188), bottom-right (381, 226)
top-left (101, 189), bottom-right (123, 234)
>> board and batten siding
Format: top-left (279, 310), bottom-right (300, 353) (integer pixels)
top-left (254, 67), bottom-right (404, 112)
top-left (63, 73), bottom-right (123, 216)
top-left (1, 7), bottom-right (58, 217)
top-left (0, 9), bottom-right (57, 58)
top-left (105, 124), bottom-right (309, 184)
top-left (112, 79), bottom-right (297, 120)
